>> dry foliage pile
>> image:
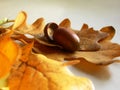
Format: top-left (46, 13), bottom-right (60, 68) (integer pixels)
top-left (0, 11), bottom-right (120, 90)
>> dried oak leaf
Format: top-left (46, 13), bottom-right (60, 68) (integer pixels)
top-left (12, 11), bottom-right (45, 35)
top-left (76, 24), bottom-right (108, 51)
top-left (0, 30), bottom-right (21, 78)
top-left (34, 19), bottom-right (120, 65)
top-left (8, 45), bottom-right (94, 90)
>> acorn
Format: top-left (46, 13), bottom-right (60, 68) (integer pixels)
top-left (44, 23), bottom-right (80, 52)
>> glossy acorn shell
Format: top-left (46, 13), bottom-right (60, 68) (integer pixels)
top-left (44, 23), bottom-right (80, 52)
top-left (53, 27), bottom-right (80, 51)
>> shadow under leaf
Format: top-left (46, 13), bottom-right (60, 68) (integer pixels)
top-left (74, 59), bottom-right (111, 80)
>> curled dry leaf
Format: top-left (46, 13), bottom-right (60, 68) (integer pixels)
top-left (0, 31), bottom-right (21, 78)
top-left (8, 51), bottom-right (94, 90)
top-left (12, 11), bottom-right (27, 30)
top-left (100, 26), bottom-right (115, 41)
top-left (12, 11), bottom-right (45, 35)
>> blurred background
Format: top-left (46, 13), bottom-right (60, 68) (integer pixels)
top-left (0, 0), bottom-right (120, 90)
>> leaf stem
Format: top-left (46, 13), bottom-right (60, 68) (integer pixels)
top-left (0, 18), bottom-right (14, 26)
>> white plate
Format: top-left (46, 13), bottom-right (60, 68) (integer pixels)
top-left (0, 0), bottom-right (120, 90)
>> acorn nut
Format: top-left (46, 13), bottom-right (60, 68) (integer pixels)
top-left (44, 23), bottom-right (80, 52)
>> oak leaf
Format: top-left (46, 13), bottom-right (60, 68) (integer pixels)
top-left (12, 11), bottom-right (45, 35)
top-left (0, 30), bottom-right (21, 78)
top-left (33, 19), bottom-right (120, 65)
top-left (8, 51), bottom-right (94, 90)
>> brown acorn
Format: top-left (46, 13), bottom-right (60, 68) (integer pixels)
top-left (44, 23), bottom-right (80, 52)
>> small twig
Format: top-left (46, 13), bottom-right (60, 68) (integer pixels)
top-left (0, 18), bottom-right (14, 26)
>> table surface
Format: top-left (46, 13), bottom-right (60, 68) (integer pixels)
top-left (0, 0), bottom-right (120, 90)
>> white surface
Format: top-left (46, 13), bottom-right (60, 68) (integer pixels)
top-left (0, 0), bottom-right (120, 90)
